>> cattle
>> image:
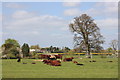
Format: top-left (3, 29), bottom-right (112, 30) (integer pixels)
top-left (42, 60), bottom-right (61, 66)
top-left (54, 54), bottom-right (62, 60)
top-left (107, 61), bottom-right (113, 62)
top-left (42, 60), bottom-right (51, 65)
top-left (73, 61), bottom-right (84, 66)
top-left (73, 61), bottom-right (78, 64)
top-left (40, 54), bottom-right (51, 59)
top-left (40, 54), bottom-right (62, 60)
top-left (32, 62), bottom-right (36, 64)
top-left (48, 55), bottom-right (56, 60)
top-left (50, 60), bottom-right (61, 66)
top-left (89, 60), bottom-right (96, 62)
top-left (63, 57), bottom-right (74, 62)
top-left (76, 63), bottom-right (84, 66)
top-left (17, 57), bottom-right (21, 62)
top-left (92, 60), bottom-right (96, 62)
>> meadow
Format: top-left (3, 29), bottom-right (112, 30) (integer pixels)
top-left (2, 55), bottom-right (118, 78)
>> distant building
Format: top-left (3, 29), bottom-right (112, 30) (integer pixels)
top-left (30, 49), bottom-right (36, 52)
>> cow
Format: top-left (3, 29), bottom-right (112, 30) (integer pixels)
top-left (31, 62), bottom-right (36, 64)
top-left (17, 57), bottom-right (21, 62)
top-left (48, 55), bottom-right (56, 60)
top-left (54, 54), bottom-right (62, 60)
top-left (73, 61), bottom-right (78, 64)
top-left (107, 61), bottom-right (113, 62)
top-left (89, 60), bottom-right (96, 62)
top-left (73, 61), bottom-right (84, 66)
top-left (63, 57), bottom-right (74, 62)
top-left (42, 60), bottom-right (61, 66)
top-left (50, 60), bottom-right (61, 66)
top-left (42, 60), bottom-right (51, 65)
top-left (40, 54), bottom-right (51, 59)
top-left (76, 63), bottom-right (84, 66)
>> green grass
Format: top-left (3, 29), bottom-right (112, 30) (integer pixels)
top-left (2, 55), bottom-right (118, 78)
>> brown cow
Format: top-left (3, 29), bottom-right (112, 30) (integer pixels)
top-left (40, 54), bottom-right (51, 59)
top-left (50, 60), bottom-right (61, 66)
top-left (42, 60), bottom-right (61, 66)
top-left (73, 61), bottom-right (84, 66)
top-left (63, 57), bottom-right (74, 62)
top-left (54, 54), bottom-right (62, 60)
top-left (73, 61), bottom-right (78, 64)
top-left (42, 60), bottom-right (51, 65)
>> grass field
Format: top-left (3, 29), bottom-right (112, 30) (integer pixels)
top-left (2, 55), bottom-right (118, 78)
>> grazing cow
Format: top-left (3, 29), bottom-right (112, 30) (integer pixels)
top-left (54, 55), bottom-right (62, 60)
top-left (17, 57), bottom-right (21, 62)
top-left (63, 57), bottom-right (74, 62)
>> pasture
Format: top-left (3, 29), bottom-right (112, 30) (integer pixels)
top-left (2, 55), bottom-right (118, 78)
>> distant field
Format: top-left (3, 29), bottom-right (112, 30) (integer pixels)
top-left (2, 55), bottom-right (118, 78)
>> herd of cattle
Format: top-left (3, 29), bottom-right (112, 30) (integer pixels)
top-left (19, 54), bottom-right (114, 66)
top-left (40, 54), bottom-right (84, 66)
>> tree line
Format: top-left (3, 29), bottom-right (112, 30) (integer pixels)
top-left (1, 38), bottom-right (71, 59)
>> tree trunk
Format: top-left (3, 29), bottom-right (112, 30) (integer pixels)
top-left (86, 44), bottom-right (92, 58)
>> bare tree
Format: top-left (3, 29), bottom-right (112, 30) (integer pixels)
top-left (110, 40), bottom-right (118, 57)
top-left (69, 14), bottom-right (104, 58)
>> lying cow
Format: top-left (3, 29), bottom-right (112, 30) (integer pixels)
top-left (42, 60), bottom-right (51, 65)
top-left (63, 57), bottom-right (74, 62)
top-left (50, 60), bottom-right (61, 66)
top-left (54, 54), bottom-right (62, 60)
top-left (73, 61), bottom-right (78, 64)
top-left (40, 54), bottom-right (51, 59)
top-left (42, 60), bottom-right (61, 66)
top-left (73, 61), bottom-right (84, 66)
top-left (89, 60), bottom-right (96, 62)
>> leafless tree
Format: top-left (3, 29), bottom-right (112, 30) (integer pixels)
top-left (110, 40), bottom-right (118, 57)
top-left (69, 14), bottom-right (104, 58)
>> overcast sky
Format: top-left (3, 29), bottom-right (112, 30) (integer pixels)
top-left (1, 2), bottom-right (118, 49)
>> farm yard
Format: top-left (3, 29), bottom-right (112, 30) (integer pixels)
top-left (2, 55), bottom-right (118, 78)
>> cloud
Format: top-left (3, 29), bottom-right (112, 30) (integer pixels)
top-left (63, 2), bottom-right (80, 7)
top-left (63, 2), bottom-right (118, 18)
top-left (5, 10), bottom-right (64, 28)
top-left (12, 10), bottom-right (35, 19)
top-left (84, 2), bottom-right (118, 18)
top-left (5, 11), bottom-right (67, 31)
top-left (3, 10), bottom-right (73, 48)
top-left (64, 8), bottom-right (80, 16)
top-left (0, 14), bottom-right (2, 22)
top-left (96, 18), bottom-right (118, 30)
top-left (4, 3), bottom-right (25, 9)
